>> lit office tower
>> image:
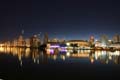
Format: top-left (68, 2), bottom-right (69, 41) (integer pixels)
top-left (89, 35), bottom-right (95, 47)
top-left (30, 35), bottom-right (40, 48)
top-left (113, 34), bottom-right (120, 43)
top-left (100, 35), bottom-right (109, 47)
top-left (43, 32), bottom-right (48, 44)
top-left (25, 38), bottom-right (31, 48)
top-left (17, 35), bottom-right (25, 47)
top-left (89, 36), bottom-right (94, 43)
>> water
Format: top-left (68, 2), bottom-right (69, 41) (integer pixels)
top-left (0, 47), bottom-right (120, 80)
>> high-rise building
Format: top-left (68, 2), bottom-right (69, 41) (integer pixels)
top-left (113, 34), bottom-right (120, 43)
top-left (13, 39), bottom-right (18, 47)
top-left (30, 35), bottom-right (40, 48)
top-left (89, 36), bottom-right (94, 43)
top-left (100, 35), bottom-right (109, 47)
top-left (17, 35), bottom-right (25, 47)
top-left (43, 32), bottom-right (48, 44)
top-left (89, 35), bottom-right (95, 47)
top-left (25, 38), bottom-right (31, 47)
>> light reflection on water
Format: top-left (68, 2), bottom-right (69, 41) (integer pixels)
top-left (0, 47), bottom-right (120, 65)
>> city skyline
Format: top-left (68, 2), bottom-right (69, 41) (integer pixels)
top-left (1, 0), bottom-right (120, 79)
top-left (0, 0), bottom-right (120, 40)
top-left (0, 29), bottom-right (119, 41)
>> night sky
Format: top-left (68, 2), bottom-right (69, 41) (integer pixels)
top-left (0, 0), bottom-right (120, 41)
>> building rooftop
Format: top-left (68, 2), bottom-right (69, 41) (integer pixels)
top-left (67, 40), bottom-right (88, 42)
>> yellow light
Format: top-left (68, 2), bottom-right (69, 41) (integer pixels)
top-left (34, 59), bottom-right (36, 63)
top-left (6, 47), bottom-right (11, 53)
top-left (53, 55), bottom-right (57, 60)
top-left (37, 59), bottom-right (39, 64)
top-left (66, 43), bottom-right (70, 46)
top-left (25, 48), bottom-right (30, 57)
top-left (66, 52), bottom-right (70, 57)
top-left (90, 58), bottom-right (94, 63)
top-left (109, 56), bottom-right (112, 60)
top-left (0, 44), bottom-right (4, 47)
top-left (0, 47), bottom-right (4, 52)
top-left (62, 55), bottom-right (65, 60)
top-left (71, 53), bottom-right (89, 57)
top-left (46, 49), bottom-right (51, 54)
top-left (20, 61), bottom-right (22, 66)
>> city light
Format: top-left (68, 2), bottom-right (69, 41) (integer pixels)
top-left (0, 47), bottom-right (4, 52)
top-left (66, 43), bottom-right (70, 46)
top-left (50, 45), bottom-right (60, 48)
top-left (0, 31), bottom-right (120, 65)
top-left (66, 52), bottom-right (70, 57)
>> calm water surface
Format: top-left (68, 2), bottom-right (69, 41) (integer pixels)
top-left (0, 47), bottom-right (120, 80)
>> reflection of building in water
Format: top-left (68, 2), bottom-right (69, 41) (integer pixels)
top-left (25, 48), bottom-right (31, 57)
top-left (68, 50), bottom-right (90, 58)
top-left (69, 50), bottom-right (91, 54)
top-left (42, 51), bottom-right (48, 64)
top-left (31, 49), bottom-right (40, 63)
top-left (0, 47), bottom-right (49, 64)
top-left (17, 48), bottom-right (26, 66)
top-left (70, 53), bottom-right (89, 58)
top-left (46, 42), bottom-right (67, 55)
top-left (109, 51), bottom-right (120, 64)
top-left (94, 50), bottom-right (120, 64)
top-left (60, 55), bottom-right (66, 60)
top-left (89, 50), bottom-right (95, 63)
top-left (1, 46), bottom-right (120, 64)
top-left (51, 55), bottom-right (57, 60)
top-left (0, 47), bottom-right (28, 66)
top-left (47, 54), bottom-right (66, 61)
top-left (95, 51), bottom-right (109, 64)
top-left (112, 56), bottom-right (120, 64)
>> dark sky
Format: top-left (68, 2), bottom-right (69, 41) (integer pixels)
top-left (0, 0), bottom-right (120, 41)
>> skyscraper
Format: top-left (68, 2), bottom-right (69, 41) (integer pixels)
top-left (89, 35), bottom-right (95, 47)
top-left (100, 35), bottom-right (109, 47)
top-left (113, 34), bottom-right (120, 43)
top-left (30, 35), bottom-right (40, 48)
top-left (43, 32), bottom-right (48, 44)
